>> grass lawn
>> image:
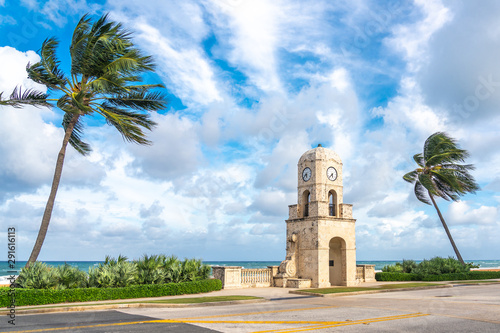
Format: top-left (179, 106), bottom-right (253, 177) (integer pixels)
top-left (298, 283), bottom-right (442, 294)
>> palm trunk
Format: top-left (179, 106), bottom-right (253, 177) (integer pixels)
top-left (428, 191), bottom-right (465, 266)
top-left (26, 114), bottom-right (80, 267)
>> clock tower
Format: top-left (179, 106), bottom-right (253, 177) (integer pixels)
top-left (276, 144), bottom-right (357, 287)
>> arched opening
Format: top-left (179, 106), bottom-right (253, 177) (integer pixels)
top-left (302, 190), bottom-right (310, 217)
top-left (329, 237), bottom-right (346, 286)
top-left (328, 190), bottom-right (337, 217)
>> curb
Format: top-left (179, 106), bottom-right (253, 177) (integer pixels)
top-left (290, 284), bottom-right (454, 297)
top-left (0, 298), bottom-right (268, 315)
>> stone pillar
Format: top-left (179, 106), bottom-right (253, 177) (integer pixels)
top-left (345, 248), bottom-right (357, 286)
top-left (212, 266), bottom-right (242, 289)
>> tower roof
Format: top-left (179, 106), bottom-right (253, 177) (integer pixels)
top-left (299, 145), bottom-right (342, 164)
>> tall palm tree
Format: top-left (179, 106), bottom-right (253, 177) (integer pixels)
top-left (0, 14), bottom-right (167, 267)
top-left (403, 132), bottom-right (480, 265)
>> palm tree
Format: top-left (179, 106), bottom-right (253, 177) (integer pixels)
top-left (403, 132), bottom-right (480, 265)
top-left (0, 14), bottom-right (167, 267)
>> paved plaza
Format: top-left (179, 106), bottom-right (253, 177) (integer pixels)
top-left (2, 283), bottom-right (500, 332)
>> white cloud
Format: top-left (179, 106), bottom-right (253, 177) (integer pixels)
top-left (447, 201), bottom-right (498, 226)
top-left (386, 0), bottom-right (451, 71)
top-left (108, 0), bottom-right (221, 106)
top-left (207, 0), bottom-right (283, 93)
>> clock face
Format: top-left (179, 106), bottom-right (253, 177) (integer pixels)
top-left (302, 167), bottom-right (312, 182)
top-left (327, 166), bottom-right (337, 181)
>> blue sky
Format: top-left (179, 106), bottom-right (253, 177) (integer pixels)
top-left (1, 0), bottom-right (499, 262)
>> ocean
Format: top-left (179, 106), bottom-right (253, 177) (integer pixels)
top-left (2, 259), bottom-right (500, 279)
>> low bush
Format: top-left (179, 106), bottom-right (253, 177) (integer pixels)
top-left (375, 272), bottom-right (419, 281)
top-left (0, 279), bottom-right (222, 307)
top-left (420, 271), bottom-right (500, 281)
top-left (15, 254), bottom-right (213, 290)
top-left (16, 262), bottom-right (57, 289)
top-left (376, 270), bottom-right (500, 281)
top-left (415, 257), bottom-right (475, 275)
top-left (381, 257), bottom-right (478, 276)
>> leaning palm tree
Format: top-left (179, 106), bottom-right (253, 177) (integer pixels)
top-left (403, 132), bottom-right (480, 265)
top-left (0, 14), bottom-right (167, 267)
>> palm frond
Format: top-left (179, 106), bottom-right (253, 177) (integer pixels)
top-left (413, 153), bottom-right (424, 167)
top-left (104, 91), bottom-right (168, 111)
top-left (62, 113), bottom-right (91, 155)
top-left (414, 181), bottom-right (431, 205)
top-left (27, 37), bottom-right (67, 89)
top-left (402, 170), bottom-right (418, 184)
top-left (97, 105), bottom-right (157, 145)
top-left (4, 87), bottom-right (50, 108)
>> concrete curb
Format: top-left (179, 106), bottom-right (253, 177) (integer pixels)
top-left (0, 298), bottom-right (268, 315)
top-left (290, 284), bottom-right (454, 297)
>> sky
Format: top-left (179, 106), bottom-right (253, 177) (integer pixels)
top-left (0, 0), bottom-right (499, 262)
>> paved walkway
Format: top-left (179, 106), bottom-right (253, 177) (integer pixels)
top-left (5, 280), bottom-right (499, 315)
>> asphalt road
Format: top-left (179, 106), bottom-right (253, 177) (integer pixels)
top-left (2, 283), bottom-right (500, 332)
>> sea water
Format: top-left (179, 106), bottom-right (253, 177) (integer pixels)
top-left (2, 259), bottom-right (500, 280)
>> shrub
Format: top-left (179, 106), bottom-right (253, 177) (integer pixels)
top-left (382, 259), bottom-right (418, 273)
top-left (420, 271), bottom-right (500, 281)
top-left (0, 279), bottom-right (222, 307)
top-left (87, 255), bottom-right (137, 288)
top-left (17, 262), bottom-right (57, 289)
top-left (402, 259), bottom-right (417, 273)
top-left (54, 263), bottom-right (87, 289)
top-left (15, 254), bottom-right (213, 290)
top-left (414, 257), bottom-right (469, 275)
top-left (375, 272), bottom-right (419, 281)
top-left (134, 254), bottom-right (166, 285)
top-left (382, 262), bottom-right (403, 273)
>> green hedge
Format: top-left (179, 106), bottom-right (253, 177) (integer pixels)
top-left (420, 271), bottom-right (500, 281)
top-left (0, 279), bottom-right (222, 307)
top-left (375, 272), bottom-right (419, 281)
top-left (376, 271), bottom-right (500, 282)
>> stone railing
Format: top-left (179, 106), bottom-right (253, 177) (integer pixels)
top-left (212, 266), bottom-right (277, 289)
top-left (241, 268), bottom-right (272, 287)
top-left (356, 264), bottom-right (376, 283)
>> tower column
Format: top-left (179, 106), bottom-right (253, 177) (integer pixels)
top-left (276, 145), bottom-right (357, 288)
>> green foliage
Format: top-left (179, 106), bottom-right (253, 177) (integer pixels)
top-left (382, 262), bottom-right (403, 273)
top-left (17, 254), bottom-right (213, 290)
top-left (134, 254), bottom-right (166, 285)
top-left (402, 259), bottom-right (418, 273)
top-left (87, 255), bottom-right (137, 288)
top-left (414, 257), bottom-right (474, 275)
top-left (381, 257), bottom-right (475, 276)
top-left (17, 262), bottom-right (57, 289)
top-left (419, 271), bottom-right (500, 281)
top-left (54, 263), bottom-right (87, 289)
top-left (0, 279), bottom-right (222, 307)
top-left (403, 132), bottom-right (480, 205)
top-left (382, 260), bottom-right (417, 273)
top-left (375, 272), bottom-right (420, 281)
top-left (376, 258), bottom-right (499, 281)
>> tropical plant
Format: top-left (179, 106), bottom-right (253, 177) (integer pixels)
top-left (134, 254), bottom-right (166, 285)
top-left (163, 255), bottom-right (182, 283)
top-left (403, 132), bottom-right (480, 265)
top-left (414, 256), bottom-right (472, 275)
top-left (54, 263), bottom-right (87, 289)
top-left (0, 14), bottom-right (167, 267)
top-left (401, 259), bottom-right (417, 274)
top-left (17, 262), bottom-right (57, 289)
top-left (87, 255), bottom-right (136, 288)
